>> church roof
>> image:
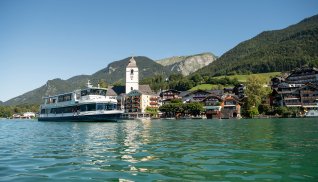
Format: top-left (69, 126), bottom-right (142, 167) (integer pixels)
top-left (127, 57), bottom-right (137, 68)
top-left (139, 85), bottom-right (154, 95)
top-left (106, 85), bottom-right (154, 96)
top-left (106, 86), bottom-right (125, 96)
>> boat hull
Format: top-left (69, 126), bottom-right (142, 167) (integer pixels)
top-left (38, 113), bottom-right (123, 122)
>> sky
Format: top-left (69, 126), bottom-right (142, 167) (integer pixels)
top-left (0, 0), bottom-right (317, 102)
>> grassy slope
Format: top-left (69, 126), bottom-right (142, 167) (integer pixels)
top-left (214, 72), bottom-right (281, 82)
top-left (190, 72), bottom-right (280, 91)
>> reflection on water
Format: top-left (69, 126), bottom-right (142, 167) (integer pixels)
top-left (0, 118), bottom-right (318, 181)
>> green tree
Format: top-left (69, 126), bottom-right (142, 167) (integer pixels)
top-left (169, 74), bottom-right (183, 81)
top-left (159, 103), bottom-right (183, 117)
top-left (245, 76), bottom-right (271, 109)
top-left (183, 102), bottom-right (204, 116)
top-left (98, 79), bottom-right (108, 88)
top-left (247, 106), bottom-right (259, 118)
top-left (145, 106), bottom-right (158, 117)
top-left (190, 74), bottom-right (203, 85)
top-left (113, 80), bottom-right (124, 86)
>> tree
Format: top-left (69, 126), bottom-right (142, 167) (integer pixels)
top-left (169, 74), bottom-right (183, 81)
top-left (243, 75), bottom-right (271, 117)
top-left (145, 106), bottom-right (158, 117)
top-left (245, 75), bottom-right (271, 109)
top-left (113, 80), bottom-right (124, 86)
top-left (247, 106), bottom-right (259, 118)
top-left (174, 79), bottom-right (194, 91)
top-left (159, 103), bottom-right (183, 117)
top-left (183, 102), bottom-right (204, 116)
top-left (98, 79), bottom-right (108, 88)
top-left (190, 74), bottom-right (203, 85)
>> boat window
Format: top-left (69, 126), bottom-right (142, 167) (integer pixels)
top-left (58, 94), bottom-right (72, 102)
top-left (80, 104), bottom-right (96, 111)
top-left (81, 90), bottom-right (88, 96)
top-left (88, 89), bottom-right (106, 96)
top-left (97, 104), bottom-right (104, 110)
top-left (106, 103), bottom-right (116, 110)
top-left (51, 106), bottom-right (75, 114)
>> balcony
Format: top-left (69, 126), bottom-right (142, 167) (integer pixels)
top-left (284, 96), bottom-right (300, 100)
top-left (301, 90), bottom-right (315, 94)
top-left (150, 102), bottom-right (157, 105)
top-left (150, 97), bottom-right (158, 101)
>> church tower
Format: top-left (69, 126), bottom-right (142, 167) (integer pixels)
top-left (125, 57), bottom-right (139, 94)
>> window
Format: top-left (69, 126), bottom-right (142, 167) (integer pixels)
top-left (97, 104), bottom-right (104, 110)
top-left (131, 69), bottom-right (134, 75)
top-left (131, 87), bottom-right (133, 91)
top-left (80, 104), bottom-right (96, 111)
top-left (81, 90), bottom-right (88, 96)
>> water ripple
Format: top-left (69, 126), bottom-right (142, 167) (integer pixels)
top-left (0, 119), bottom-right (318, 181)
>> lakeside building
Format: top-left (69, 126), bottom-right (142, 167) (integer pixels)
top-left (202, 94), bottom-right (241, 119)
top-left (159, 89), bottom-right (181, 105)
top-left (271, 67), bottom-right (318, 108)
top-left (125, 86), bottom-right (158, 113)
top-left (106, 57), bottom-right (159, 115)
top-left (181, 90), bottom-right (223, 103)
top-left (177, 89), bottom-right (242, 119)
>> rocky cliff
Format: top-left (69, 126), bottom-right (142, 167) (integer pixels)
top-left (157, 52), bottom-right (218, 76)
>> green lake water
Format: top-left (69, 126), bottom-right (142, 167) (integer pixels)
top-left (0, 118), bottom-right (317, 181)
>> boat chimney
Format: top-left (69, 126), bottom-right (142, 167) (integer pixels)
top-left (87, 80), bottom-right (93, 88)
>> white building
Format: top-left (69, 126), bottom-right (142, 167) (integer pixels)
top-left (106, 57), bottom-right (159, 113)
top-left (126, 57), bottom-right (139, 94)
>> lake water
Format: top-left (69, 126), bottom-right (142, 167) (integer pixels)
top-left (0, 118), bottom-right (317, 181)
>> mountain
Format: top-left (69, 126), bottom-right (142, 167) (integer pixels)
top-left (91, 56), bottom-right (170, 84)
top-left (4, 56), bottom-right (170, 105)
top-left (194, 14), bottom-right (318, 77)
top-left (157, 52), bottom-right (217, 76)
top-left (4, 74), bottom-right (92, 105)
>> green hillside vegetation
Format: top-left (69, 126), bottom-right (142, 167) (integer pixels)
top-left (194, 14), bottom-right (318, 77)
top-left (214, 72), bottom-right (281, 83)
top-left (0, 104), bottom-right (39, 118)
top-left (190, 72), bottom-right (280, 91)
top-left (190, 84), bottom-right (232, 91)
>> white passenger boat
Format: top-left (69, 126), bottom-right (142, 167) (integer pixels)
top-left (38, 81), bottom-right (124, 122)
top-left (305, 110), bottom-right (318, 117)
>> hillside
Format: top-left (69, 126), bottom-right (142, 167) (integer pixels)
top-left (195, 14), bottom-right (318, 77)
top-left (4, 77), bottom-right (88, 105)
top-left (157, 52), bottom-right (217, 76)
top-left (92, 56), bottom-right (170, 84)
top-left (4, 57), bottom-right (170, 105)
top-left (214, 72), bottom-right (281, 83)
top-left (190, 72), bottom-right (281, 91)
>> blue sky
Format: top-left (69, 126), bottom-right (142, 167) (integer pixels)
top-left (0, 0), bottom-right (317, 102)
